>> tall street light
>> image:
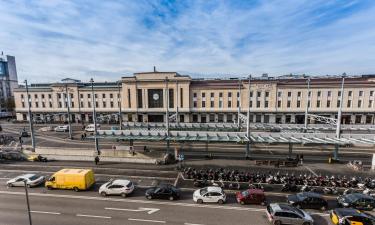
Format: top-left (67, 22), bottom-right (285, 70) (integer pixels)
top-left (117, 81), bottom-right (122, 130)
top-left (334, 76), bottom-right (345, 160)
top-left (65, 84), bottom-right (73, 139)
top-left (245, 75), bottom-right (251, 159)
top-left (25, 80), bottom-right (35, 151)
top-left (304, 77), bottom-right (311, 132)
top-left (90, 78), bottom-right (99, 155)
top-left (24, 180), bottom-right (32, 225)
top-left (165, 77), bottom-right (170, 154)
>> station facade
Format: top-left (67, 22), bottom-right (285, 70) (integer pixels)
top-left (13, 71), bottom-right (375, 124)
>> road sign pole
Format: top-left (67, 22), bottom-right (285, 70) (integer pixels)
top-left (25, 80), bottom-right (35, 151)
top-left (24, 181), bottom-right (32, 225)
top-left (245, 75), bottom-right (251, 159)
top-left (90, 78), bottom-right (99, 155)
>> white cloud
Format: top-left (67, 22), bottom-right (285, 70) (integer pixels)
top-left (0, 0), bottom-right (375, 83)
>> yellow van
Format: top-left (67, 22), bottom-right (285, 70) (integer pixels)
top-left (45, 168), bottom-right (95, 191)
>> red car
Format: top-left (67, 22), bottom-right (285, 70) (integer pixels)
top-left (236, 189), bottom-right (266, 205)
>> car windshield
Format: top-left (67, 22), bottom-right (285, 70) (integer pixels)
top-left (296, 193), bottom-right (307, 200)
top-left (241, 190), bottom-right (250, 197)
top-left (346, 194), bottom-right (359, 202)
top-left (28, 175), bottom-right (39, 181)
top-left (200, 188), bottom-right (208, 196)
top-left (126, 182), bottom-right (133, 188)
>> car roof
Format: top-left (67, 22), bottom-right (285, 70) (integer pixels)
top-left (111, 179), bottom-right (131, 186)
top-left (348, 193), bottom-right (374, 200)
top-left (19, 174), bottom-right (36, 178)
top-left (334, 208), bottom-right (364, 217)
top-left (206, 186), bottom-right (223, 193)
top-left (298, 192), bottom-right (322, 198)
top-left (247, 189), bottom-right (264, 194)
top-left (270, 203), bottom-right (301, 213)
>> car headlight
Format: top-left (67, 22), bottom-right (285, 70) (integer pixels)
top-left (289, 201), bottom-right (294, 204)
top-left (343, 203), bottom-right (349, 206)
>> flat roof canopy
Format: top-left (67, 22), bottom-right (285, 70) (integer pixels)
top-left (94, 130), bottom-right (375, 145)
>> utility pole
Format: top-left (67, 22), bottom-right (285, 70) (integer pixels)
top-left (237, 79), bottom-right (242, 129)
top-left (165, 77), bottom-right (170, 154)
top-left (24, 180), bottom-right (32, 225)
top-left (25, 80), bottom-right (35, 151)
top-left (176, 80), bottom-right (179, 124)
top-left (304, 77), bottom-right (311, 132)
top-left (334, 77), bottom-right (345, 160)
top-left (245, 75), bottom-right (251, 159)
top-left (65, 84), bottom-right (73, 139)
top-left (117, 81), bottom-right (122, 130)
top-left (90, 78), bottom-right (99, 155)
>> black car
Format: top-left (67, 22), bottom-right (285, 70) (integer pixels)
top-left (338, 193), bottom-right (375, 211)
top-left (287, 192), bottom-right (328, 210)
top-left (145, 184), bottom-right (180, 201)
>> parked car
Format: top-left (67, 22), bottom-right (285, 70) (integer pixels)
top-left (38, 126), bottom-right (54, 132)
top-left (45, 168), bottom-right (95, 191)
top-left (54, 125), bottom-right (69, 132)
top-left (193, 186), bottom-right (226, 204)
top-left (338, 193), bottom-right (375, 211)
top-left (236, 188), bottom-right (266, 205)
top-left (99, 179), bottom-right (134, 197)
top-left (287, 192), bottom-right (328, 210)
top-left (145, 184), bottom-right (180, 200)
top-left (330, 208), bottom-right (375, 225)
top-left (85, 124), bottom-right (100, 132)
top-left (266, 203), bottom-right (314, 225)
top-left (7, 174), bottom-right (45, 188)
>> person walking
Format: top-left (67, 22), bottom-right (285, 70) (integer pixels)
top-left (300, 154), bottom-right (304, 165)
top-left (94, 156), bottom-right (100, 165)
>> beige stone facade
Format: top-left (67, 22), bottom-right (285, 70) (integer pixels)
top-left (14, 72), bottom-right (375, 124)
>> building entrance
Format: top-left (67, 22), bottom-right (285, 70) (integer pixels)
top-left (148, 114), bottom-right (164, 122)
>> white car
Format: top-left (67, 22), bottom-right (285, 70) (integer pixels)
top-left (99, 179), bottom-right (134, 197)
top-left (54, 125), bottom-right (69, 132)
top-left (85, 124), bottom-right (100, 132)
top-left (193, 186), bottom-right (226, 204)
top-left (7, 174), bottom-right (45, 188)
top-left (38, 126), bottom-right (54, 132)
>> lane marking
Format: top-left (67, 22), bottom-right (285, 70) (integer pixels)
top-left (105, 207), bottom-right (160, 214)
top-left (128, 218), bottom-right (166, 223)
top-left (76, 214), bottom-right (111, 219)
top-left (185, 223), bottom-right (205, 225)
top-left (30, 210), bottom-right (61, 215)
top-left (304, 166), bottom-right (318, 176)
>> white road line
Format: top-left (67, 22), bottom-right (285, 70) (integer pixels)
top-left (30, 210), bottom-right (61, 215)
top-left (76, 214), bottom-right (111, 219)
top-left (304, 166), bottom-right (318, 176)
top-left (185, 223), bottom-right (205, 225)
top-left (128, 218), bottom-right (166, 223)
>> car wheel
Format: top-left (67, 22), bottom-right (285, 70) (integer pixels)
top-left (240, 201), bottom-right (245, 205)
top-left (73, 187), bottom-right (79, 192)
top-left (169, 196), bottom-right (174, 201)
top-left (47, 186), bottom-right (52, 190)
top-left (261, 201), bottom-right (266, 206)
top-left (121, 193), bottom-right (127, 198)
top-left (302, 222), bottom-right (311, 225)
top-left (101, 192), bottom-right (107, 197)
top-left (146, 195), bottom-right (152, 200)
top-left (7, 183), bottom-right (13, 187)
top-left (295, 204), bottom-right (301, 209)
top-left (218, 199), bottom-right (224, 204)
top-left (274, 220), bottom-right (282, 225)
top-left (27, 184), bottom-right (31, 188)
top-left (197, 199), bottom-right (203, 204)
top-left (320, 205), bottom-right (326, 211)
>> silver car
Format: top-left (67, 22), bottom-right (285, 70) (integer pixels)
top-left (7, 174), bottom-right (45, 188)
top-left (266, 203), bottom-right (314, 225)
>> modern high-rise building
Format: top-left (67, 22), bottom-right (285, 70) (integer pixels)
top-left (0, 52), bottom-right (18, 116)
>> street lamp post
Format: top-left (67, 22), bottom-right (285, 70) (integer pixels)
top-left (90, 78), bottom-right (99, 155)
top-left (65, 84), bottom-right (73, 139)
top-left (165, 77), bottom-right (170, 154)
top-left (245, 75), bottom-right (251, 159)
top-left (304, 77), bottom-right (311, 132)
top-left (237, 79), bottom-right (242, 129)
top-left (24, 180), bottom-right (32, 225)
top-left (334, 77), bottom-right (345, 160)
top-left (117, 81), bottom-right (122, 130)
top-left (25, 80), bottom-right (35, 151)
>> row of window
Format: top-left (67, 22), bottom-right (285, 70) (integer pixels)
top-left (20, 93), bottom-right (120, 100)
top-left (278, 90), bottom-right (375, 98)
top-left (21, 100), bottom-right (121, 109)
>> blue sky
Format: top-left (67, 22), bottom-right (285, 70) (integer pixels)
top-left (1, 0), bottom-right (375, 83)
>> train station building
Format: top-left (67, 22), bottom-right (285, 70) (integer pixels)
top-left (13, 70), bottom-right (375, 125)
